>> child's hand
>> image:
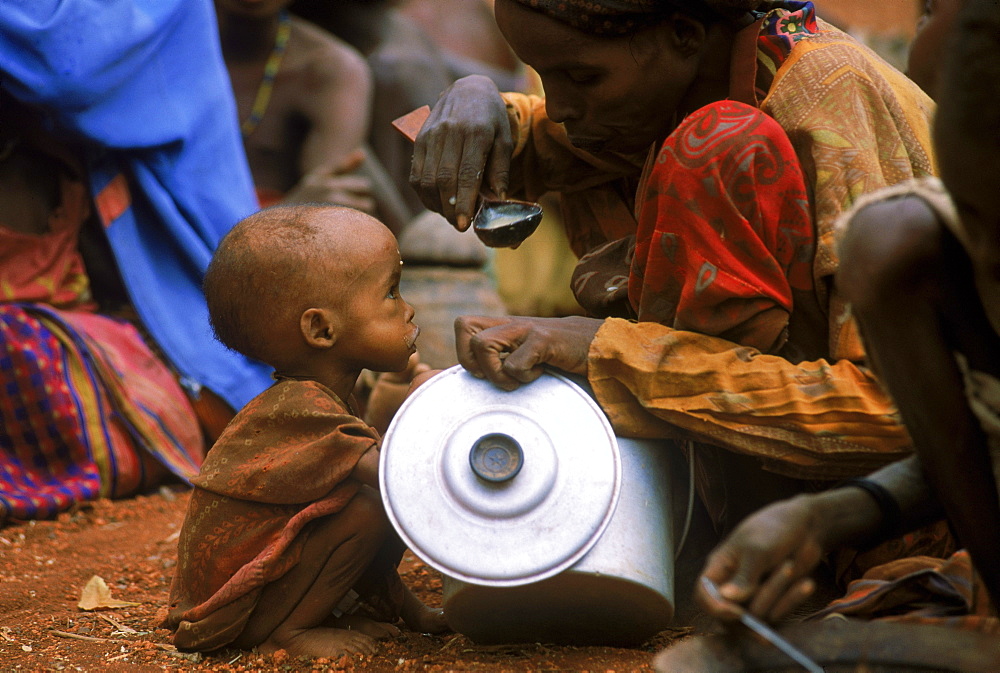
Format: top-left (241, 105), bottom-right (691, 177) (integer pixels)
top-left (364, 353), bottom-right (435, 434)
top-left (408, 367), bottom-right (442, 395)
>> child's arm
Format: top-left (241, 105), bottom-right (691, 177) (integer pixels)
top-left (351, 445), bottom-right (381, 489)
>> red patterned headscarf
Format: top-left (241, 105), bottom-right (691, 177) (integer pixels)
top-left (506, 0), bottom-right (767, 35)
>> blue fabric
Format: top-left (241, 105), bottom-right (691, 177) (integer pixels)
top-left (0, 0), bottom-right (273, 409)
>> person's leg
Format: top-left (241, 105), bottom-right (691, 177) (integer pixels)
top-left (234, 486), bottom-right (400, 658)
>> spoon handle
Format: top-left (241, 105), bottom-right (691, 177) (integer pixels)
top-left (392, 105), bottom-right (431, 143)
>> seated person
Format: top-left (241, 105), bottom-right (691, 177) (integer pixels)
top-left (694, 0), bottom-right (998, 636)
top-left (0, 0), bottom-right (282, 523)
top-left (1, 0), bottom-right (276, 472)
top-left (215, 0), bottom-right (410, 234)
top-left (290, 0), bottom-right (523, 223)
top-left (162, 205), bottom-right (448, 657)
top-left (412, 0), bottom-right (941, 561)
top-left (0, 95), bottom-right (206, 524)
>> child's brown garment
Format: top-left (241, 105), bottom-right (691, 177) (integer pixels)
top-left (163, 379), bottom-right (403, 651)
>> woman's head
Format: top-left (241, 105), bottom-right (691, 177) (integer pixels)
top-left (494, 0), bottom-right (758, 154)
top-left (499, 0), bottom-right (767, 37)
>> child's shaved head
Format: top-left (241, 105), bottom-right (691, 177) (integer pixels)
top-left (204, 204), bottom-right (392, 367)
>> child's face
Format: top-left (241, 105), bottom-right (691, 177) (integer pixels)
top-left (330, 236), bottom-right (419, 374)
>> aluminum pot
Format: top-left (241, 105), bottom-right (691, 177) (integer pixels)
top-left (380, 366), bottom-right (677, 646)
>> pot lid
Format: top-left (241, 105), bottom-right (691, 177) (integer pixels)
top-left (380, 366), bottom-right (621, 587)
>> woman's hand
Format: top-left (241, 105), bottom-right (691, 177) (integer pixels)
top-left (697, 494), bottom-right (827, 624)
top-left (409, 75), bottom-right (512, 231)
top-left (454, 315), bottom-right (603, 390)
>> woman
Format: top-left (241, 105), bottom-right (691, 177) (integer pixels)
top-left (409, 0), bottom-right (936, 534)
top-left (0, 0), bottom-right (275, 524)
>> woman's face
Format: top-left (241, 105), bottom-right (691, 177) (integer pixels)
top-left (494, 0), bottom-right (700, 154)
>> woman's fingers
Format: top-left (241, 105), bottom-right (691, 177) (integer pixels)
top-left (454, 315), bottom-right (601, 390)
top-left (499, 332), bottom-right (548, 385)
top-left (454, 315), bottom-right (518, 381)
top-left (409, 76), bottom-right (509, 230)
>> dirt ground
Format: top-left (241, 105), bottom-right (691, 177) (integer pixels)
top-left (0, 486), bottom-right (693, 672)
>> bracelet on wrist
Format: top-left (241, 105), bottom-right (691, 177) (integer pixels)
top-left (840, 477), bottom-right (904, 543)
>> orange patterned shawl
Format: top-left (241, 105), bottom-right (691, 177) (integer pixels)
top-left (501, 10), bottom-right (935, 479)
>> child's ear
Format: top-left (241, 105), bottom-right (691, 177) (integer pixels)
top-left (300, 308), bottom-right (338, 348)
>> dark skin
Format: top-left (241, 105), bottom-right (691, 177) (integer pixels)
top-left (699, 0), bottom-right (1000, 622)
top-left (216, 0), bottom-right (411, 234)
top-left (842, 194), bottom-right (1000, 607)
top-left (416, 1), bottom-right (735, 386)
top-left (213, 208), bottom-right (447, 658)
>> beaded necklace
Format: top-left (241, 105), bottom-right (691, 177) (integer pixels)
top-left (241, 9), bottom-right (292, 138)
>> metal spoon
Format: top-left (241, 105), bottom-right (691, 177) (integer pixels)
top-left (701, 577), bottom-right (825, 673)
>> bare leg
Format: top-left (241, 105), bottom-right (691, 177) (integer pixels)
top-left (234, 486), bottom-right (399, 658)
top-left (400, 585), bottom-right (448, 634)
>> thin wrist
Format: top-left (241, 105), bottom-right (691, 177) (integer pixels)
top-left (809, 488), bottom-right (883, 551)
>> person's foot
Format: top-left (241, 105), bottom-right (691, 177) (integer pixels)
top-left (259, 626), bottom-right (377, 658)
top-left (327, 613), bottom-right (401, 639)
top-left (401, 587), bottom-right (449, 633)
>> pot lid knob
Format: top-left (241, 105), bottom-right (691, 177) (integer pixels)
top-left (470, 433), bottom-right (523, 483)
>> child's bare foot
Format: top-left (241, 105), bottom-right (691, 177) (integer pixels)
top-left (327, 614), bottom-right (401, 639)
top-left (259, 626), bottom-right (377, 658)
top-left (401, 587), bottom-right (449, 634)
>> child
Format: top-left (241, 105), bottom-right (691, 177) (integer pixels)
top-left (162, 204), bottom-right (447, 658)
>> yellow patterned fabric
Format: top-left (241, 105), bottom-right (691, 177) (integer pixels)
top-left (760, 23), bottom-right (937, 362)
top-left (502, 16), bottom-right (936, 479)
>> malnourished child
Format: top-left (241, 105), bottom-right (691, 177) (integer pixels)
top-left (162, 204), bottom-right (447, 658)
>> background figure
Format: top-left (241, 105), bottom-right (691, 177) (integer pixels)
top-left (0, 0), bottom-right (274, 522)
top-left (290, 0), bottom-right (523, 222)
top-left (216, 0), bottom-right (411, 234)
top-left (288, 0), bottom-right (514, 376)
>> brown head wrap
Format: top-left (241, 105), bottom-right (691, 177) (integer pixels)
top-left (508, 0), bottom-right (768, 35)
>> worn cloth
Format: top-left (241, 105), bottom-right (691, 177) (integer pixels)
top-left (0, 147), bottom-right (204, 523)
top-left (574, 101), bottom-right (813, 353)
top-left (501, 1), bottom-right (935, 479)
top-left (0, 0), bottom-right (273, 412)
top-left (164, 379), bottom-right (403, 651)
top-left (815, 551), bottom-right (998, 633)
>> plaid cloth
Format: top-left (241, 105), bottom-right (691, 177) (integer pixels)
top-left (0, 304), bottom-right (204, 524)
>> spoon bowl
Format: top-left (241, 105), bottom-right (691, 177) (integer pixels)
top-left (472, 199), bottom-right (543, 249)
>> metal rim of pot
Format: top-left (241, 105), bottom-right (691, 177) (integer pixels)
top-left (379, 366), bottom-right (622, 587)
